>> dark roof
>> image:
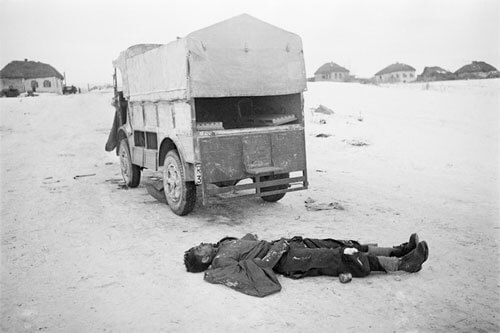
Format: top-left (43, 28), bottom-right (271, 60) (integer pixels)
top-left (0, 60), bottom-right (64, 80)
top-left (314, 62), bottom-right (349, 75)
top-left (455, 61), bottom-right (497, 74)
top-left (417, 66), bottom-right (457, 82)
top-left (420, 66), bottom-right (452, 76)
top-left (375, 63), bottom-right (416, 76)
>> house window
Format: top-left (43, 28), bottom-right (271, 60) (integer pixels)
top-left (403, 73), bottom-right (407, 78)
top-left (43, 80), bottom-right (51, 87)
top-left (31, 80), bottom-right (39, 88)
top-left (410, 73), bottom-right (414, 77)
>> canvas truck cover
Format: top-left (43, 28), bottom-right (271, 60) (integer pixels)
top-left (113, 14), bottom-right (307, 102)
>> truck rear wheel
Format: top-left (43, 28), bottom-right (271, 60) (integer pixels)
top-left (259, 173), bottom-right (289, 202)
top-left (118, 138), bottom-right (141, 188)
top-left (163, 150), bottom-right (196, 216)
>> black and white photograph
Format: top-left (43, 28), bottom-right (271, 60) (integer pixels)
top-left (1, 0), bottom-right (498, 331)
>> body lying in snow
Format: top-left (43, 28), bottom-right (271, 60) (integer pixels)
top-left (184, 233), bottom-right (429, 297)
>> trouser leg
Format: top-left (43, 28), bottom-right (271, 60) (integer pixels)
top-left (376, 256), bottom-right (399, 272)
top-left (367, 233), bottom-right (420, 258)
top-left (275, 247), bottom-right (373, 278)
top-left (275, 247), bottom-right (342, 277)
top-left (367, 242), bottom-right (429, 273)
top-left (370, 241), bottom-right (429, 273)
top-left (367, 245), bottom-right (394, 257)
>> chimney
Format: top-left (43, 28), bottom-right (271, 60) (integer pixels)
top-left (24, 59), bottom-right (28, 62)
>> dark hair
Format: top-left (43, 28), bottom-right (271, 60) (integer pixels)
top-left (184, 247), bottom-right (211, 273)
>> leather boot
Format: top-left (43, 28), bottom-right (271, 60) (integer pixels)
top-left (391, 233), bottom-right (419, 257)
top-left (398, 241), bottom-right (429, 273)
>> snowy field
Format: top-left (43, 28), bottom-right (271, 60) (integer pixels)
top-left (1, 79), bottom-right (499, 332)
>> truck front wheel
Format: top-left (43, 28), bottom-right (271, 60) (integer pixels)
top-left (163, 150), bottom-right (196, 216)
top-left (118, 139), bottom-right (141, 188)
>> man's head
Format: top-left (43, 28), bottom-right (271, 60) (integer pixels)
top-left (184, 243), bottom-right (217, 273)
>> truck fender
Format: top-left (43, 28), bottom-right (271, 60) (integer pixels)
top-left (159, 137), bottom-right (195, 182)
top-left (115, 127), bottom-right (131, 156)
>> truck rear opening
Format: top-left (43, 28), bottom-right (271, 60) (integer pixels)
top-left (194, 93), bottom-right (303, 130)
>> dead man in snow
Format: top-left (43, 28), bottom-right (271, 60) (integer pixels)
top-left (184, 233), bottom-right (429, 297)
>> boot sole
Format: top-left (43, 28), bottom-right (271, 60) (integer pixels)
top-left (409, 233), bottom-right (419, 249)
top-left (420, 241), bottom-right (429, 262)
top-left (413, 241), bottom-right (429, 272)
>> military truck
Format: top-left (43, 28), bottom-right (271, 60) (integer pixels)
top-left (107, 14), bottom-right (308, 215)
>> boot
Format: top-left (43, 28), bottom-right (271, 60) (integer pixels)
top-left (391, 233), bottom-right (419, 257)
top-left (398, 241), bottom-right (429, 273)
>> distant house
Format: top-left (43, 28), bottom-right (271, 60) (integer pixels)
top-left (455, 61), bottom-right (497, 80)
top-left (0, 59), bottom-right (64, 94)
top-left (374, 62), bottom-right (416, 83)
top-left (417, 66), bottom-right (456, 82)
top-left (314, 62), bottom-right (350, 82)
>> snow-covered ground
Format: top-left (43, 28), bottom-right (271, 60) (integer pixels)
top-left (1, 79), bottom-right (499, 332)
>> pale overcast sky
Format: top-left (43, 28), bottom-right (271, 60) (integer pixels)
top-left (1, 0), bottom-right (498, 85)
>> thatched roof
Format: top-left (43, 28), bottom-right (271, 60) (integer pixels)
top-left (375, 63), bottom-right (415, 76)
top-left (0, 60), bottom-right (64, 80)
top-left (417, 66), bottom-right (456, 81)
top-left (455, 61), bottom-right (497, 74)
top-left (314, 62), bottom-right (349, 75)
top-left (420, 66), bottom-right (451, 75)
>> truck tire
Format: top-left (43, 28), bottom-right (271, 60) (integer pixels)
top-left (260, 173), bottom-right (289, 202)
top-left (163, 150), bottom-right (196, 216)
top-left (118, 138), bottom-right (141, 188)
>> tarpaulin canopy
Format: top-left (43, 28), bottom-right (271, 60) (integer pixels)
top-left (114, 14), bottom-right (307, 102)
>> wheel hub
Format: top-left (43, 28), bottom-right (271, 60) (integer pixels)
top-left (166, 163), bottom-right (181, 202)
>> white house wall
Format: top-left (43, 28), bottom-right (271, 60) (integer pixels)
top-left (376, 71), bottom-right (416, 83)
top-left (314, 71), bottom-right (349, 82)
top-left (23, 77), bottom-right (63, 94)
